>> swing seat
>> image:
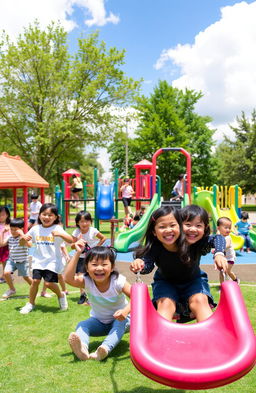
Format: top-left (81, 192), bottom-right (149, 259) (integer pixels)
top-left (130, 281), bottom-right (256, 390)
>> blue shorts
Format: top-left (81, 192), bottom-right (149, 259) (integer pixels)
top-left (152, 269), bottom-right (215, 308)
top-left (5, 259), bottom-right (30, 277)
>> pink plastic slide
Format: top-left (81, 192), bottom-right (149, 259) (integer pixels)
top-left (130, 281), bottom-right (256, 390)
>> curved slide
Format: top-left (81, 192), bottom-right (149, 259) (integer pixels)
top-left (195, 190), bottom-right (244, 250)
top-left (114, 193), bottom-right (161, 252)
top-left (96, 182), bottom-right (114, 220)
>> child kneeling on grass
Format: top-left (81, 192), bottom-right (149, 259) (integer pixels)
top-left (65, 240), bottom-right (131, 361)
top-left (0, 218), bottom-right (32, 299)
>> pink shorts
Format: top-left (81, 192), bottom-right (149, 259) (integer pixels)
top-left (0, 246), bottom-right (9, 262)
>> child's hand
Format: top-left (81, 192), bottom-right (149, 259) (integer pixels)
top-left (3, 225), bottom-right (9, 233)
top-left (22, 234), bottom-right (32, 242)
top-left (51, 230), bottom-right (61, 237)
top-left (74, 239), bottom-right (86, 253)
top-left (214, 254), bottom-right (228, 272)
top-left (15, 228), bottom-right (24, 237)
top-left (130, 258), bottom-right (145, 273)
top-left (113, 308), bottom-right (128, 321)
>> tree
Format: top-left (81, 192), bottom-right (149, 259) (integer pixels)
top-left (108, 81), bottom-right (216, 198)
top-left (214, 110), bottom-right (256, 193)
top-left (0, 21), bottom-right (140, 186)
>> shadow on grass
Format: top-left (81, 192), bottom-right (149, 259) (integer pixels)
top-left (15, 304), bottom-right (61, 313)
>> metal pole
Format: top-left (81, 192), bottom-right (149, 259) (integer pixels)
top-left (125, 118), bottom-right (128, 177)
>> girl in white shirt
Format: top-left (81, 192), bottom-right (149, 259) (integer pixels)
top-left (19, 203), bottom-right (73, 314)
top-left (65, 241), bottom-right (131, 361)
top-left (72, 211), bottom-right (106, 305)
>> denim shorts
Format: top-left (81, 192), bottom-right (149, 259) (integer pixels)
top-left (5, 259), bottom-right (30, 277)
top-left (152, 269), bottom-right (215, 307)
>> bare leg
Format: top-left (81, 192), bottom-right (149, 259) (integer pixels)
top-left (29, 279), bottom-right (41, 305)
top-left (3, 271), bottom-right (15, 291)
top-left (227, 264), bottom-right (237, 281)
top-left (0, 261), bottom-right (6, 280)
top-left (58, 274), bottom-right (66, 292)
top-left (189, 293), bottom-right (212, 322)
top-left (23, 276), bottom-right (32, 285)
top-left (45, 281), bottom-right (63, 298)
top-left (156, 297), bottom-right (176, 321)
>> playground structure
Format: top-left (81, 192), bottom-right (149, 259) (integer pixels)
top-left (130, 280), bottom-right (256, 390)
top-left (0, 152), bottom-right (49, 232)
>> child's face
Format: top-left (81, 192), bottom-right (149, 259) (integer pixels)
top-left (39, 208), bottom-right (57, 227)
top-left (0, 211), bottom-right (8, 224)
top-left (10, 226), bottom-right (22, 237)
top-left (78, 217), bottom-right (91, 232)
top-left (183, 215), bottom-right (206, 245)
top-left (153, 213), bottom-right (180, 251)
top-left (218, 221), bottom-right (231, 236)
top-left (87, 257), bottom-right (113, 284)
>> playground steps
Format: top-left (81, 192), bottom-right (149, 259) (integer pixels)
top-left (161, 200), bottom-right (182, 209)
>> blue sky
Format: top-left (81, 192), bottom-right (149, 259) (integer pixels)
top-left (1, 0), bottom-right (256, 171)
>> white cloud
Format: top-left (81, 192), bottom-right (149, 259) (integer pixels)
top-left (155, 1), bottom-right (256, 139)
top-left (0, 0), bottom-right (119, 39)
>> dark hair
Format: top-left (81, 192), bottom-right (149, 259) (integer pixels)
top-left (37, 203), bottom-right (60, 225)
top-left (124, 178), bottom-right (129, 183)
top-left (83, 246), bottom-right (118, 276)
top-left (180, 205), bottom-right (210, 263)
top-left (75, 211), bottom-right (92, 227)
top-left (217, 216), bottom-right (231, 226)
top-left (178, 174), bottom-right (184, 180)
top-left (241, 211), bottom-right (249, 220)
top-left (0, 206), bottom-right (11, 224)
top-left (133, 214), bottom-right (140, 221)
top-left (10, 218), bottom-right (24, 228)
top-left (72, 174), bottom-right (78, 179)
top-left (135, 205), bottom-right (187, 263)
top-left (31, 194), bottom-right (39, 200)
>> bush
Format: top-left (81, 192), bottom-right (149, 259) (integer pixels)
top-left (241, 205), bottom-right (256, 211)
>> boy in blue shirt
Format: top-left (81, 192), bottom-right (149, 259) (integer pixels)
top-left (235, 212), bottom-right (252, 252)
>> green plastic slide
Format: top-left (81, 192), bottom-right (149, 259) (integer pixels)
top-left (114, 194), bottom-right (161, 252)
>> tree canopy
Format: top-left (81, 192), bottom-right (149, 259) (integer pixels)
top-left (0, 21), bottom-right (140, 187)
top-left (108, 81), bottom-right (216, 198)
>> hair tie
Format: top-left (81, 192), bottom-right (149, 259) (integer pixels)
top-left (152, 216), bottom-right (156, 222)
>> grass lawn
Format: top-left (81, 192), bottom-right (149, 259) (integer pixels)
top-left (0, 282), bottom-right (255, 393)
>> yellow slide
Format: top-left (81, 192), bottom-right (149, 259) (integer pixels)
top-left (195, 190), bottom-right (244, 250)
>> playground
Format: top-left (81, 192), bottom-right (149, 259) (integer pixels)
top-left (0, 150), bottom-right (255, 392)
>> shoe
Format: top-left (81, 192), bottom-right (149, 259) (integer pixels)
top-left (20, 302), bottom-right (35, 314)
top-left (234, 277), bottom-right (241, 285)
top-left (40, 292), bottom-right (52, 298)
top-left (2, 289), bottom-right (16, 298)
top-left (90, 345), bottom-right (109, 361)
top-left (59, 292), bottom-right (68, 310)
top-left (77, 293), bottom-right (88, 305)
top-left (0, 278), bottom-right (6, 284)
top-left (68, 332), bottom-right (89, 361)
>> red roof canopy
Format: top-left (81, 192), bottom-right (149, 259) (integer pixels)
top-left (0, 152), bottom-right (49, 188)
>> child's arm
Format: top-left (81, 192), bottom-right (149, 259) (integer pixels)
top-left (130, 255), bottom-right (155, 274)
top-left (61, 244), bottom-right (71, 263)
top-left (96, 231), bottom-right (106, 246)
top-left (0, 227), bottom-right (9, 247)
top-left (113, 281), bottom-right (131, 321)
top-left (51, 229), bottom-right (73, 244)
top-left (64, 240), bottom-right (86, 288)
top-left (19, 233), bottom-right (33, 247)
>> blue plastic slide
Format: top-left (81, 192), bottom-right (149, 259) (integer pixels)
top-left (96, 182), bottom-right (114, 220)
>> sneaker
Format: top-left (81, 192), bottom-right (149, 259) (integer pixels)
top-left (90, 345), bottom-right (109, 361)
top-left (77, 293), bottom-right (88, 305)
top-left (59, 292), bottom-right (68, 310)
top-left (2, 289), bottom-right (16, 298)
top-left (20, 302), bottom-right (35, 314)
top-left (68, 332), bottom-right (89, 361)
top-left (40, 292), bottom-right (52, 298)
top-left (0, 278), bottom-right (6, 284)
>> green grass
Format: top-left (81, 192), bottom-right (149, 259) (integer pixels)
top-left (0, 282), bottom-right (255, 393)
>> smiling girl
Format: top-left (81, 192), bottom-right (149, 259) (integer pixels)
top-left (19, 203), bottom-right (73, 314)
top-left (65, 241), bottom-right (131, 361)
top-left (130, 205), bottom-right (227, 323)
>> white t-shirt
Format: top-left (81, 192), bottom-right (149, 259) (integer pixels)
top-left (122, 185), bottom-right (133, 199)
top-left (72, 227), bottom-right (99, 248)
top-left (84, 273), bottom-right (128, 323)
top-left (28, 224), bottom-right (66, 273)
top-left (29, 201), bottom-right (42, 220)
top-left (225, 235), bottom-right (236, 262)
top-left (173, 180), bottom-right (183, 194)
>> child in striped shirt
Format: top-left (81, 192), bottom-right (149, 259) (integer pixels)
top-left (0, 218), bottom-right (32, 299)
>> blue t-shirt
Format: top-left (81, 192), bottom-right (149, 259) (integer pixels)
top-left (235, 220), bottom-right (250, 235)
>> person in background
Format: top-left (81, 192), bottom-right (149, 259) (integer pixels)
top-left (28, 194), bottom-right (42, 229)
top-left (138, 205), bottom-right (146, 218)
top-left (170, 174), bottom-right (184, 200)
top-left (0, 206), bottom-right (11, 284)
top-left (120, 178), bottom-right (135, 217)
top-left (70, 175), bottom-right (83, 208)
top-left (235, 211), bottom-right (252, 252)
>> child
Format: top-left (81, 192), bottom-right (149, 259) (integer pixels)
top-left (0, 218), bottom-right (32, 298)
top-left (120, 178), bottom-right (135, 217)
top-left (138, 205), bottom-right (146, 218)
top-left (65, 241), bottom-right (131, 361)
top-left (235, 211), bottom-right (252, 252)
top-left (129, 214), bottom-right (140, 229)
top-left (130, 205), bottom-right (227, 323)
top-left (19, 203), bottom-right (73, 314)
top-left (28, 194), bottom-right (42, 229)
top-left (0, 206), bottom-right (11, 283)
top-left (217, 217), bottom-right (240, 285)
top-left (72, 211), bottom-right (106, 305)
top-left (170, 174), bottom-right (184, 200)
